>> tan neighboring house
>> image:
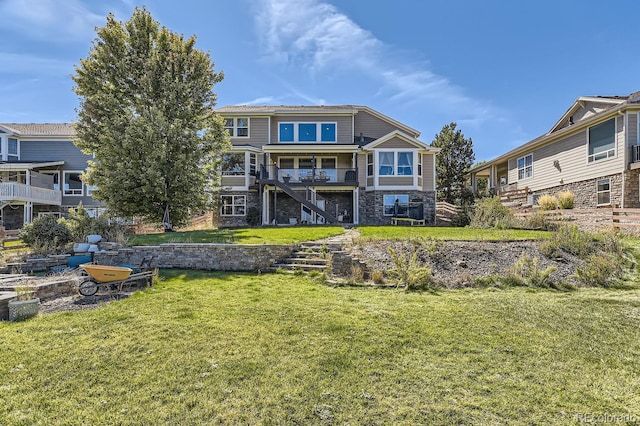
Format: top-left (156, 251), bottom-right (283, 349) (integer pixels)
top-left (216, 105), bottom-right (440, 226)
top-left (469, 92), bottom-right (640, 208)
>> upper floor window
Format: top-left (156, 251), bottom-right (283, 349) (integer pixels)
top-left (588, 118), bottom-right (615, 163)
top-left (367, 153), bottom-right (373, 176)
top-left (278, 122), bottom-right (336, 143)
top-left (7, 138), bottom-right (18, 161)
top-left (378, 151), bottom-right (414, 176)
top-left (63, 171), bottom-right (84, 196)
top-left (224, 118), bottom-right (249, 138)
top-left (517, 154), bottom-right (533, 180)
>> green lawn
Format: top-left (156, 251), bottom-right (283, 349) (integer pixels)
top-left (1, 271), bottom-right (638, 424)
top-left (357, 226), bottom-right (550, 241)
top-left (128, 226), bottom-right (345, 245)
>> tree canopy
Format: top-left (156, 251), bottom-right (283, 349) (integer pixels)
top-left (431, 123), bottom-right (475, 204)
top-left (72, 7), bottom-right (229, 229)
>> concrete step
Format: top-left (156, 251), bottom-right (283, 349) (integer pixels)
top-left (284, 257), bottom-right (327, 265)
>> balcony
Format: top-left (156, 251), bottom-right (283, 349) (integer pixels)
top-left (0, 183), bottom-right (62, 205)
top-left (259, 165), bottom-right (358, 186)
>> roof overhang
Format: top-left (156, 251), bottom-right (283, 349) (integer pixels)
top-left (0, 161), bottom-right (65, 171)
top-left (263, 144), bottom-right (359, 154)
top-left (229, 145), bottom-right (262, 153)
top-left (549, 96), bottom-right (626, 134)
top-left (361, 130), bottom-right (440, 154)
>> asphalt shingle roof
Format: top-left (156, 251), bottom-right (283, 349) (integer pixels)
top-left (0, 123), bottom-right (75, 136)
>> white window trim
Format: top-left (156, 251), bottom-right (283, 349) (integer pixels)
top-left (220, 195), bottom-right (246, 216)
top-left (366, 152), bottom-right (374, 177)
top-left (7, 137), bottom-right (19, 161)
top-left (376, 149), bottom-right (417, 177)
top-left (382, 193), bottom-right (410, 216)
top-left (587, 117), bottom-right (616, 164)
top-left (517, 153), bottom-right (533, 181)
top-left (224, 117), bottom-right (250, 139)
top-left (596, 178), bottom-right (611, 206)
top-left (86, 185), bottom-right (98, 196)
top-left (278, 122), bottom-right (337, 143)
top-left (63, 171), bottom-right (85, 196)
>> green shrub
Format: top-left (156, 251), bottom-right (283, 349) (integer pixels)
top-left (521, 211), bottom-right (556, 231)
top-left (469, 196), bottom-right (516, 229)
top-left (557, 191), bottom-right (575, 209)
top-left (19, 215), bottom-right (73, 254)
top-left (537, 194), bottom-right (558, 211)
top-left (540, 225), bottom-right (597, 259)
top-left (509, 253), bottom-right (557, 288)
top-left (60, 204), bottom-right (129, 244)
top-left (387, 246), bottom-right (436, 290)
top-left (574, 254), bottom-right (623, 287)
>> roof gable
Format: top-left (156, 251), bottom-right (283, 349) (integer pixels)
top-left (362, 130), bottom-right (433, 151)
top-left (549, 96), bottom-right (625, 134)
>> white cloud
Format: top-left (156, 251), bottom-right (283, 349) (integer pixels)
top-left (254, 0), bottom-right (497, 122)
top-left (0, 0), bottom-right (105, 42)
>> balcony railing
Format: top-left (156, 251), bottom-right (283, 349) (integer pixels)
top-left (0, 182), bottom-right (62, 205)
top-left (260, 165), bottom-right (358, 185)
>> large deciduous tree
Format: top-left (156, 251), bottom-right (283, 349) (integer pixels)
top-left (72, 7), bottom-right (229, 230)
top-left (431, 123), bottom-right (475, 204)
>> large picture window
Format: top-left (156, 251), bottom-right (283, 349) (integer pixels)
top-left (221, 195), bottom-right (246, 216)
top-left (378, 151), bottom-right (414, 176)
top-left (588, 118), bottom-right (615, 163)
top-left (596, 178), bottom-right (611, 205)
top-left (221, 153), bottom-right (245, 176)
top-left (517, 154), bottom-right (533, 180)
top-left (63, 171), bottom-right (84, 196)
top-left (383, 194), bottom-right (409, 216)
top-left (224, 118), bottom-right (249, 138)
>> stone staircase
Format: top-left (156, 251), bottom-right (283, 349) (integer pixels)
top-left (270, 242), bottom-right (341, 273)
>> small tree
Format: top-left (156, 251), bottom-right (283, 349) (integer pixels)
top-left (431, 123), bottom-right (475, 205)
top-left (73, 7), bottom-right (229, 231)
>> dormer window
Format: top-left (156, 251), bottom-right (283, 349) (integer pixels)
top-left (224, 118), bottom-right (249, 138)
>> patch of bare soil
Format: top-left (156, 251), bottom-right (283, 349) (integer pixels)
top-left (350, 240), bottom-right (582, 287)
top-left (39, 292), bottom-right (134, 314)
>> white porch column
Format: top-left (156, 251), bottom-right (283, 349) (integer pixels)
top-left (262, 188), bottom-right (269, 225)
top-left (353, 187), bottom-right (359, 225)
top-left (24, 202), bottom-right (33, 224)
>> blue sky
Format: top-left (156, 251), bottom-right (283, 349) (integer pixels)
top-left (1, 0), bottom-right (639, 161)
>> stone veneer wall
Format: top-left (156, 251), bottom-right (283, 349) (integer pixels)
top-left (530, 173), bottom-right (622, 208)
top-left (269, 192), bottom-right (353, 225)
top-left (359, 190), bottom-right (436, 225)
top-left (623, 169), bottom-right (640, 208)
top-left (93, 244), bottom-right (295, 272)
top-left (217, 190), bottom-right (260, 228)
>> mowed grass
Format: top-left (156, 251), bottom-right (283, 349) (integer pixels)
top-left (1, 271), bottom-right (639, 424)
top-left (357, 226), bottom-right (550, 241)
top-left (128, 226), bottom-right (345, 245)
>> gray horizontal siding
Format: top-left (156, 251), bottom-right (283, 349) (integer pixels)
top-left (20, 140), bottom-right (91, 170)
top-left (379, 176), bottom-right (413, 186)
top-left (421, 153), bottom-right (435, 191)
top-left (354, 111), bottom-right (399, 140)
top-left (509, 116), bottom-right (625, 192)
top-left (375, 137), bottom-right (415, 149)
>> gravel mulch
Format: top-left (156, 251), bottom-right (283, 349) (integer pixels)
top-left (39, 292), bottom-right (134, 314)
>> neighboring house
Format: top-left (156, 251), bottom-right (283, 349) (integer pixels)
top-left (216, 105), bottom-right (440, 227)
top-left (469, 92), bottom-right (640, 208)
top-left (0, 123), bottom-right (103, 229)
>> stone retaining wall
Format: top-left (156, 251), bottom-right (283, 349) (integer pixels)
top-left (93, 244), bottom-right (296, 272)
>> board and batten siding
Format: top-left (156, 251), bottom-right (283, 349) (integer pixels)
top-left (269, 115), bottom-right (352, 144)
top-left (421, 153), bottom-right (435, 191)
top-left (509, 116), bottom-right (625, 192)
top-left (354, 111), bottom-right (401, 140)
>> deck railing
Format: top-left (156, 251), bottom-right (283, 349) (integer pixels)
top-left (0, 182), bottom-right (62, 205)
top-left (260, 165), bottom-right (358, 185)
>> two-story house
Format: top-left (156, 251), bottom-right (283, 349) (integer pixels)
top-left (216, 105), bottom-right (440, 226)
top-left (469, 92), bottom-right (640, 208)
top-left (0, 123), bottom-right (103, 229)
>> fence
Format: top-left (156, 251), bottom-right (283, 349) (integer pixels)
top-left (514, 208), bottom-right (640, 231)
top-left (0, 227), bottom-right (25, 251)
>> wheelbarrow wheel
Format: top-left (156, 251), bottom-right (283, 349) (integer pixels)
top-left (79, 279), bottom-right (99, 296)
